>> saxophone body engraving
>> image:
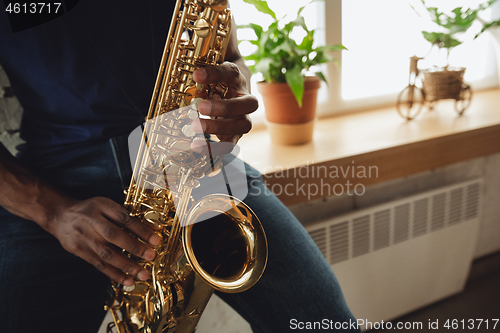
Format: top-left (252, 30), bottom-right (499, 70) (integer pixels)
top-left (105, 1), bottom-right (268, 332)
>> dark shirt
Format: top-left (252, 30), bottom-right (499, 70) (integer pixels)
top-left (0, 1), bottom-right (174, 158)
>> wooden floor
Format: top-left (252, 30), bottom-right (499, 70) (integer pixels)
top-left (369, 252), bottom-right (500, 332)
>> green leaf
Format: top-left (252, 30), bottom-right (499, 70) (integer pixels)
top-left (243, 0), bottom-right (276, 20)
top-left (446, 7), bottom-right (476, 34)
top-left (418, 0), bottom-right (497, 50)
top-left (285, 16), bottom-right (308, 33)
top-left (311, 48), bottom-right (336, 64)
top-left (422, 31), bottom-right (440, 44)
top-left (259, 22), bottom-right (278, 51)
top-left (321, 44), bottom-right (347, 52)
top-left (254, 57), bottom-right (278, 82)
top-left (271, 40), bottom-right (292, 54)
top-left (476, 19), bottom-right (500, 38)
top-left (238, 23), bottom-right (264, 39)
top-left (237, 0), bottom-right (345, 87)
top-left (239, 39), bottom-right (260, 46)
top-left (243, 53), bottom-right (260, 61)
top-left (422, 31), bottom-right (461, 49)
top-left (285, 64), bottom-right (305, 107)
top-left (315, 71), bottom-right (328, 85)
top-left (298, 0), bottom-right (316, 17)
top-left (298, 30), bottom-right (314, 51)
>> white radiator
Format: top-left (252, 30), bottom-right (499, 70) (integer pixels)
top-left (306, 179), bottom-right (483, 330)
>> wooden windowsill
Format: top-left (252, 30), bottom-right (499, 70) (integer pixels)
top-left (237, 88), bottom-right (500, 206)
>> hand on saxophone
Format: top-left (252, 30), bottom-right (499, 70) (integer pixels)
top-left (0, 144), bottom-right (160, 287)
top-left (190, 61), bottom-right (258, 156)
top-left (47, 197), bottom-right (161, 286)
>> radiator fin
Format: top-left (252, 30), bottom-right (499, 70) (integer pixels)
top-left (374, 209), bottom-right (391, 251)
top-left (448, 188), bottom-right (464, 225)
top-left (431, 193), bottom-right (446, 231)
top-left (329, 221), bottom-right (349, 264)
top-left (394, 204), bottom-right (410, 244)
top-left (413, 198), bottom-right (428, 237)
top-left (352, 215), bottom-right (370, 257)
top-left (465, 183), bottom-right (480, 220)
top-left (307, 180), bottom-right (482, 265)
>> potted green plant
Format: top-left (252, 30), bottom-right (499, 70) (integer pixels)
top-left (417, 0), bottom-right (494, 103)
top-left (239, 0), bottom-right (345, 145)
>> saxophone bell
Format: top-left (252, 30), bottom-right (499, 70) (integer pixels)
top-left (183, 194), bottom-right (267, 293)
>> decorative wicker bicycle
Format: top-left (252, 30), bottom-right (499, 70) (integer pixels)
top-left (396, 56), bottom-right (473, 120)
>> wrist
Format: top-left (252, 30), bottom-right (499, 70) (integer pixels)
top-left (0, 143), bottom-right (79, 233)
top-left (35, 188), bottom-right (79, 234)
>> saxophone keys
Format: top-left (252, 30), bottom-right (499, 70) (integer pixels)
top-left (218, 13), bottom-right (227, 25)
top-left (207, 157), bottom-right (223, 177)
top-left (123, 284), bottom-right (136, 292)
top-left (182, 124), bottom-right (196, 138)
top-left (216, 30), bottom-right (228, 38)
top-left (191, 136), bottom-right (208, 154)
top-left (190, 97), bottom-right (203, 110)
top-left (204, 0), bottom-right (228, 12)
top-left (188, 179), bottom-right (201, 189)
top-left (144, 210), bottom-right (167, 229)
top-left (196, 83), bottom-right (205, 93)
top-left (193, 18), bottom-right (211, 38)
top-left (187, 108), bottom-right (199, 120)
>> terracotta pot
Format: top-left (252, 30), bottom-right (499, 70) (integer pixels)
top-left (257, 76), bottom-right (321, 145)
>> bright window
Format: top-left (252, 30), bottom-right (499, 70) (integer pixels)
top-left (341, 0), bottom-right (496, 101)
top-left (232, 0), bottom-right (499, 121)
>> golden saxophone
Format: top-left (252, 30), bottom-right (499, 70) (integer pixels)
top-left (104, 1), bottom-right (268, 332)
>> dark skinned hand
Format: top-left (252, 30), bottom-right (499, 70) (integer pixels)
top-left (47, 197), bottom-right (160, 286)
top-left (190, 62), bottom-right (258, 156)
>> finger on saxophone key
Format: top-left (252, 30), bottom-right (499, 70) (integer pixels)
top-left (191, 136), bottom-right (208, 154)
top-left (193, 68), bottom-right (207, 82)
top-left (143, 248), bottom-right (156, 261)
top-left (191, 118), bottom-right (206, 133)
top-left (148, 234), bottom-right (161, 246)
top-left (137, 270), bottom-right (150, 281)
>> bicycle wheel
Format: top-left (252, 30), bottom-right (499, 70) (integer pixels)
top-left (396, 85), bottom-right (424, 120)
top-left (454, 84), bottom-right (472, 115)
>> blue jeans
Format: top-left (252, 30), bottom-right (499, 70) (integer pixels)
top-left (0, 135), bottom-right (359, 333)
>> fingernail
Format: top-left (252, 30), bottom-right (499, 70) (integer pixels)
top-left (143, 249), bottom-right (156, 260)
top-left (149, 234), bottom-right (160, 246)
top-left (138, 270), bottom-right (150, 281)
top-left (194, 68), bottom-right (207, 82)
top-left (123, 278), bottom-right (134, 287)
top-left (198, 101), bottom-right (211, 115)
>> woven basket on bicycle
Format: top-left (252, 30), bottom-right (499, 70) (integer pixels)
top-left (421, 67), bottom-right (465, 101)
